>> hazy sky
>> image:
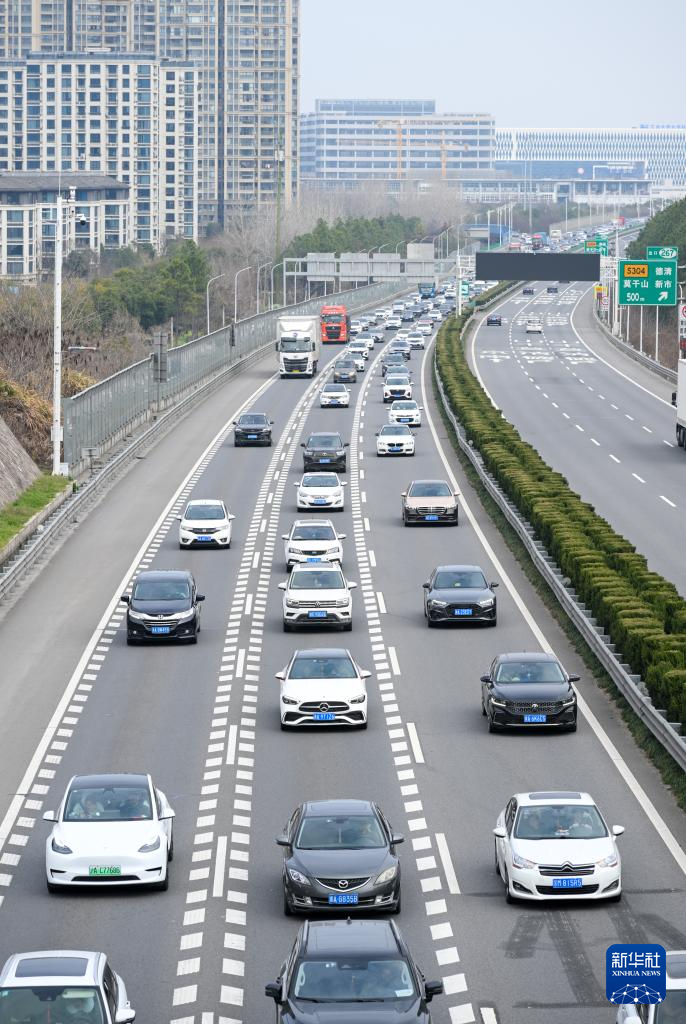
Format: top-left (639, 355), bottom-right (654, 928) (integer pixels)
top-left (300, 0), bottom-right (684, 128)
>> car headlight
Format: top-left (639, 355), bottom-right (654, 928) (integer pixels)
top-left (375, 865), bottom-right (397, 885)
top-left (562, 696), bottom-right (577, 706)
top-left (174, 608), bottom-right (196, 621)
top-left (429, 599), bottom-right (447, 608)
top-left (281, 695), bottom-right (298, 706)
top-left (288, 547), bottom-right (303, 555)
top-left (285, 599), bottom-right (299, 608)
top-left (512, 852), bottom-right (536, 870)
top-left (596, 853), bottom-right (618, 868)
top-left (51, 837), bottom-right (73, 855)
top-left (490, 697), bottom-right (506, 707)
top-left (349, 693), bottom-right (366, 704)
top-left (288, 868), bottom-right (309, 885)
top-left (478, 598), bottom-right (495, 608)
top-left (139, 835), bottom-right (161, 853)
top-left (335, 598), bottom-right (349, 608)
top-left (127, 609), bottom-right (148, 621)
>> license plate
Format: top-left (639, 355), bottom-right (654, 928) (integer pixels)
top-left (319, 458), bottom-right (331, 463)
top-left (151, 625), bottom-right (171, 635)
top-left (399, 417), bottom-right (410, 422)
top-left (524, 714), bottom-right (547, 723)
top-left (313, 712), bottom-right (336, 721)
top-left (552, 877), bottom-right (583, 889)
top-left (247, 434), bottom-right (257, 439)
top-left (454, 608), bottom-right (472, 616)
top-left (313, 498), bottom-right (327, 505)
top-left (328, 893), bottom-right (358, 905)
top-left (89, 866), bottom-right (121, 876)
top-left (425, 514), bottom-right (439, 521)
top-left (306, 557), bottom-right (322, 562)
top-left (196, 536), bottom-right (212, 542)
top-left (292, 369), bottom-right (302, 373)
top-left (389, 446), bottom-right (401, 451)
top-left (308, 610), bottom-right (327, 618)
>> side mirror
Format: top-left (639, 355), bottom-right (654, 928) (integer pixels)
top-left (490, 582), bottom-right (499, 589)
top-left (270, 420), bottom-right (275, 425)
top-left (115, 1011), bottom-right (136, 1024)
top-left (42, 810), bottom-right (58, 822)
top-left (293, 481), bottom-right (300, 485)
top-left (275, 670), bottom-right (286, 681)
top-left (281, 534), bottom-right (289, 540)
top-left (278, 582), bottom-right (287, 590)
top-left (493, 827), bottom-right (507, 839)
top-left (375, 431), bottom-right (380, 437)
top-left (422, 582), bottom-right (430, 589)
top-left (360, 669), bottom-right (371, 679)
top-left (232, 420), bottom-right (237, 425)
top-left (568, 674), bottom-right (580, 683)
top-left (401, 492), bottom-right (407, 498)
top-left (612, 825), bottom-right (625, 837)
top-left (228, 514), bottom-right (236, 521)
top-left (480, 675), bottom-right (491, 683)
top-left (337, 533), bottom-right (346, 540)
top-left (175, 515), bottom-right (182, 521)
top-left (344, 442), bottom-right (350, 447)
top-left (120, 595), bottom-right (130, 604)
top-left (265, 982), bottom-right (281, 1003)
top-left (424, 980), bottom-right (444, 1002)
top-left (348, 582), bottom-right (358, 590)
top-left (159, 810), bottom-right (176, 820)
top-left (275, 834), bottom-right (291, 847)
top-left (342, 481), bottom-right (348, 486)
top-left (391, 833), bottom-right (405, 845)
top-left (196, 594), bottom-right (206, 602)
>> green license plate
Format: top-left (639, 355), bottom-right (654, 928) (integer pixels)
top-left (89, 865), bottom-right (122, 876)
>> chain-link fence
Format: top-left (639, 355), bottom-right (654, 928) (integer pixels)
top-left (64, 280), bottom-right (403, 474)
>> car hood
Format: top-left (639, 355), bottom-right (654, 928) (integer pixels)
top-left (512, 836), bottom-right (615, 864)
top-left (290, 847), bottom-right (392, 876)
top-left (282, 679), bottom-right (365, 702)
top-left (306, 447), bottom-right (344, 455)
top-left (299, 487), bottom-right (343, 498)
top-left (182, 517), bottom-right (228, 529)
top-left (429, 587), bottom-right (490, 602)
top-left (405, 495), bottom-right (455, 508)
top-left (287, 587), bottom-right (350, 601)
top-left (285, 1002), bottom-right (425, 1023)
top-left (237, 422), bottom-right (269, 430)
top-left (490, 683), bottom-right (572, 701)
top-left (130, 599), bottom-right (191, 615)
top-left (53, 820), bottom-right (160, 854)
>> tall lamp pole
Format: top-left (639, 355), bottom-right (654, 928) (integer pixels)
top-left (206, 273), bottom-right (226, 335)
top-left (234, 265), bottom-right (253, 323)
top-left (256, 261), bottom-right (272, 315)
top-left (52, 189), bottom-right (64, 475)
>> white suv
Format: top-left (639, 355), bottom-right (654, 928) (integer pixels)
top-left (282, 519), bottom-right (345, 570)
top-left (279, 561), bottom-right (356, 632)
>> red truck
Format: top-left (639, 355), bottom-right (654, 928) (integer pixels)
top-left (320, 305), bottom-right (350, 344)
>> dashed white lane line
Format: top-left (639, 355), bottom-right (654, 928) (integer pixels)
top-left (642, 425), bottom-right (653, 433)
top-left (609, 454), bottom-right (621, 463)
top-left (590, 438), bottom-right (600, 446)
top-left (406, 722), bottom-right (425, 764)
top-left (377, 591), bottom-right (387, 614)
top-left (481, 1010), bottom-right (499, 1024)
top-left (660, 495), bottom-right (677, 508)
top-left (625, 413), bottom-right (634, 421)
top-left (562, 412), bottom-right (570, 420)
top-left (436, 833), bottom-right (460, 895)
top-left (632, 473), bottom-right (646, 484)
top-left (212, 836), bottom-right (227, 898)
top-left (575, 423), bottom-right (584, 432)
top-left (388, 646), bottom-right (401, 675)
top-left (663, 439), bottom-right (675, 448)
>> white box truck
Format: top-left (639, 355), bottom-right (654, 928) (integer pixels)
top-left (276, 315), bottom-right (320, 378)
top-left (673, 356), bottom-right (686, 448)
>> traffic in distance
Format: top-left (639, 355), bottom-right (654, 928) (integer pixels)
top-left (2, 246), bottom-right (684, 1024)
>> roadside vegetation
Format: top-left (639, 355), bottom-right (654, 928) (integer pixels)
top-left (0, 474), bottom-right (70, 549)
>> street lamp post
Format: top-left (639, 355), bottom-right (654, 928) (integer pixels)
top-left (271, 261), bottom-right (284, 310)
top-left (256, 261), bottom-right (272, 315)
top-left (206, 273), bottom-right (226, 335)
top-left (52, 190), bottom-right (64, 475)
top-left (234, 265), bottom-right (254, 323)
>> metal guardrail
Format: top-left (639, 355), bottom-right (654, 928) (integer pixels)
top-left (434, 313), bottom-right (686, 773)
top-left (64, 280), bottom-right (403, 476)
top-left (593, 307), bottom-right (677, 385)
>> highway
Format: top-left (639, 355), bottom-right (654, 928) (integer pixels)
top-left (469, 285), bottom-right (686, 595)
top-left (0, 305), bottom-right (684, 1024)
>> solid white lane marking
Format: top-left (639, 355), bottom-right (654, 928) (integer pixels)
top-left (212, 836), bottom-right (227, 897)
top-left (660, 495), bottom-right (677, 508)
top-left (609, 454), bottom-right (621, 463)
top-left (423, 338), bottom-right (686, 876)
top-left (388, 646), bottom-right (401, 675)
top-left (632, 473), bottom-right (646, 484)
top-left (436, 833), bottom-right (460, 895)
top-left (235, 650), bottom-right (245, 677)
top-left (407, 723), bottom-right (425, 764)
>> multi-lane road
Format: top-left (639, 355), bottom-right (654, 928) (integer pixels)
top-left (0, 301), bottom-right (684, 1024)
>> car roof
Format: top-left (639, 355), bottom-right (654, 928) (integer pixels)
top-left (238, 411), bottom-right (269, 419)
top-left (301, 920), bottom-right (400, 958)
top-left (495, 651), bottom-right (559, 663)
top-left (666, 952), bottom-right (686, 987)
top-left (69, 772), bottom-right (150, 790)
top-left (303, 798), bottom-right (375, 817)
top-left (134, 570), bottom-right (193, 582)
top-left (517, 791), bottom-right (592, 806)
top-left (293, 648), bottom-right (352, 660)
top-left (0, 951), bottom-right (104, 988)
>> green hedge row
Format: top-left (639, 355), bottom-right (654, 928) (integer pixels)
top-left (436, 310), bottom-right (686, 735)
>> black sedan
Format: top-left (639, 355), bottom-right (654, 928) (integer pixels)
top-left (480, 652), bottom-right (579, 733)
top-left (547, 285), bottom-right (559, 293)
top-left (423, 564), bottom-right (498, 627)
top-left (121, 570), bottom-right (204, 644)
top-left (233, 412), bottom-right (273, 446)
top-left (333, 359), bottom-right (357, 384)
top-left (277, 799), bottom-right (403, 915)
top-left (302, 432), bottom-right (348, 473)
top-left (522, 286), bottom-right (534, 295)
top-left (486, 314), bottom-right (502, 326)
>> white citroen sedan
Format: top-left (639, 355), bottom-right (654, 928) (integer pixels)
top-left (295, 472), bottom-right (346, 512)
top-left (279, 561), bottom-right (356, 631)
top-left (178, 498), bottom-right (235, 548)
top-left (376, 424), bottom-right (415, 456)
top-left (43, 772), bottom-right (175, 892)
top-left (493, 790), bottom-right (623, 903)
top-left (282, 519), bottom-right (345, 569)
top-left (276, 648), bottom-right (370, 729)
top-left (389, 400), bottom-right (422, 427)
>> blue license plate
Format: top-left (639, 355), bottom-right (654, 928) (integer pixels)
top-left (328, 893), bottom-right (358, 905)
top-left (389, 446), bottom-right (401, 451)
top-left (454, 608), bottom-right (472, 616)
top-left (247, 434), bottom-right (257, 439)
top-left (319, 458), bottom-right (331, 463)
top-left (425, 514), bottom-right (439, 521)
top-left (196, 536), bottom-right (212, 542)
top-left (399, 417), bottom-right (410, 422)
top-left (524, 714), bottom-right (547, 723)
top-left (308, 610), bottom-right (327, 618)
top-left (313, 498), bottom-right (327, 505)
top-left (306, 557), bottom-right (322, 562)
top-left (313, 712), bottom-right (336, 721)
top-left (552, 877), bottom-right (583, 889)
top-left (151, 625), bottom-right (171, 635)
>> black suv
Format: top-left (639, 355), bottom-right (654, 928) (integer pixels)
top-left (486, 314), bottom-right (502, 326)
top-left (302, 432), bottom-right (348, 473)
top-left (522, 286), bottom-right (534, 295)
top-left (122, 570), bottom-right (204, 644)
top-left (480, 651), bottom-right (579, 733)
top-left (266, 919), bottom-right (443, 1022)
top-left (277, 799), bottom-right (403, 915)
top-left (234, 412), bottom-right (273, 446)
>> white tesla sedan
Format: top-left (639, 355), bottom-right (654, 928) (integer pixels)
top-left (276, 648), bottom-right (370, 729)
top-left (178, 498), bottom-right (235, 549)
top-left (295, 473), bottom-right (346, 512)
top-left (43, 772), bottom-right (175, 892)
top-left (493, 790), bottom-right (623, 903)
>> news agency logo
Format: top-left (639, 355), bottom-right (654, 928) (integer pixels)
top-left (606, 944), bottom-right (666, 1005)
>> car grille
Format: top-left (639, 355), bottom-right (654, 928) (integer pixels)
top-left (325, 327), bottom-right (342, 339)
top-left (299, 701), bottom-right (350, 713)
top-left (539, 864), bottom-right (595, 876)
top-left (142, 618), bottom-right (177, 628)
top-left (72, 874), bottom-right (141, 883)
top-left (293, 600), bottom-right (340, 608)
top-left (315, 876), bottom-right (371, 891)
top-left (190, 527), bottom-right (219, 534)
top-left (536, 884), bottom-right (599, 895)
top-left (447, 603), bottom-right (479, 614)
top-left (286, 358), bottom-right (309, 370)
top-left (505, 701), bottom-right (565, 714)
top-left (414, 505), bottom-right (451, 515)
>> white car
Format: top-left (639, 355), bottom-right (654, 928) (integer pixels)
top-left (493, 790), bottom-right (623, 904)
top-left (416, 319), bottom-right (433, 336)
top-left (295, 472), bottom-right (346, 512)
top-left (427, 310), bottom-right (443, 323)
top-left (385, 316), bottom-right (402, 330)
top-left (356, 332), bottom-right (376, 351)
top-left (279, 561), bottom-right (357, 632)
top-left (320, 382), bottom-right (350, 408)
top-left (383, 374), bottom-right (413, 402)
top-left (349, 320), bottom-right (363, 335)
top-left (178, 498), bottom-right (234, 549)
top-left (348, 340), bottom-right (369, 361)
top-left (526, 319), bottom-right (543, 334)
top-left (282, 518), bottom-right (345, 569)
top-left (406, 331), bottom-right (425, 350)
top-left (389, 400), bottom-right (422, 426)
top-left (374, 308), bottom-right (389, 320)
top-left (43, 772), bottom-right (174, 892)
top-left (276, 648), bottom-right (370, 729)
top-left (376, 424), bottom-right (415, 456)
top-left (344, 347), bottom-right (366, 372)
top-left (394, 329), bottom-right (412, 342)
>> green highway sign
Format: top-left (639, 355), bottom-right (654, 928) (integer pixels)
top-left (460, 282), bottom-right (469, 295)
top-left (619, 259), bottom-right (678, 306)
top-left (585, 238), bottom-right (609, 255)
top-left (647, 245), bottom-right (679, 260)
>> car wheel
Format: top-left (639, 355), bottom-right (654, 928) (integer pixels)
top-left (402, 515), bottom-right (409, 527)
top-left (46, 880), bottom-right (61, 894)
top-left (494, 842), bottom-right (501, 875)
top-left (168, 836), bottom-right (174, 862)
top-left (427, 618), bottom-right (435, 628)
top-left (280, 720), bottom-right (288, 731)
top-left (343, 622), bottom-right (352, 632)
top-left (488, 617), bottom-right (497, 627)
top-left (392, 891), bottom-right (402, 915)
top-left (155, 871), bottom-right (169, 892)
top-left (190, 633), bottom-right (198, 645)
top-left (283, 890), bottom-right (292, 916)
top-left (607, 890), bottom-right (622, 903)
top-left (488, 717), bottom-right (499, 734)
top-left (567, 721), bottom-right (577, 733)
top-left (481, 699), bottom-right (487, 717)
top-left (503, 869), bottom-right (515, 904)
top-left (126, 636), bottom-right (135, 646)
top-left (359, 720), bottom-right (368, 730)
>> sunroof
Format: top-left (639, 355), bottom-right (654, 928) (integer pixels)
top-left (16, 957), bottom-right (88, 978)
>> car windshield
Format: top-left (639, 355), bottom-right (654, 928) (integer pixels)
top-left (184, 503), bottom-right (225, 520)
top-left (292, 525), bottom-right (336, 541)
top-left (290, 570), bottom-right (345, 590)
top-left (324, 385), bottom-right (346, 393)
top-left (514, 804), bottom-right (608, 840)
top-left (336, 361), bottom-right (354, 370)
top-left (321, 314), bottom-right (344, 324)
top-left (434, 570), bottom-right (487, 589)
top-left (292, 958), bottom-right (416, 1001)
top-left (289, 656), bottom-right (356, 679)
top-left (380, 425), bottom-right (410, 436)
top-left (656, 993), bottom-right (686, 1021)
top-left (302, 475), bottom-right (338, 488)
top-left (408, 481), bottom-right (451, 497)
top-left (308, 435), bottom-right (342, 449)
top-left (296, 814), bottom-right (386, 850)
top-left (494, 660), bottom-right (565, 683)
top-left (393, 402), bottom-right (416, 410)
top-left (0, 988), bottom-right (105, 1023)
top-left (238, 414), bottom-right (268, 425)
top-left (132, 578), bottom-right (190, 602)
top-left (64, 784), bottom-right (153, 822)
top-left (280, 338), bottom-right (311, 351)
top-left (387, 377), bottom-right (409, 385)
